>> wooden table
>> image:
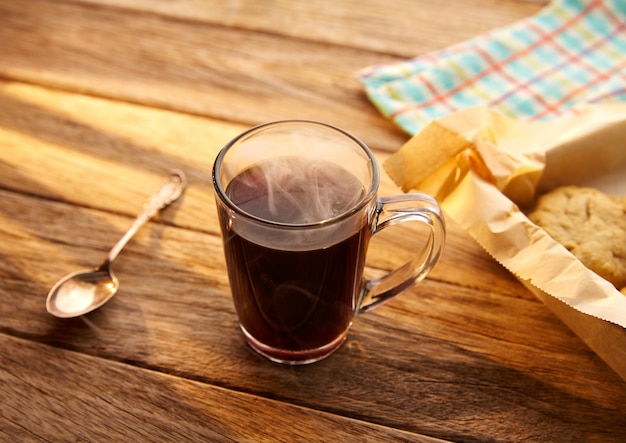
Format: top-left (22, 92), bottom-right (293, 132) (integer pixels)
top-left (1, 1), bottom-right (625, 441)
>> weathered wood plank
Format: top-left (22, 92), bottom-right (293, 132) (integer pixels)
top-left (0, 334), bottom-right (445, 442)
top-left (0, 0), bottom-right (407, 151)
top-left (71, 0), bottom-right (546, 56)
top-left (0, 0), bottom-right (546, 151)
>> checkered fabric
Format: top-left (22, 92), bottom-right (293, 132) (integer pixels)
top-left (358, 0), bottom-right (626, 135)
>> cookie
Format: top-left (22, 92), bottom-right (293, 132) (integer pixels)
top-left (529, 186), bottom-right (626, 289)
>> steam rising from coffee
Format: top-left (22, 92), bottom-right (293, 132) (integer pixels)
top-left (229, 156), bottom-right (365, 225)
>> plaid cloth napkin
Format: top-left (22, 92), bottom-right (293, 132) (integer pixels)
top-left (358, 0), bottom-right (626, 135)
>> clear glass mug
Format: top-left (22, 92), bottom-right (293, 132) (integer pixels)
top-left (213, 120), bottom-right (445, 364)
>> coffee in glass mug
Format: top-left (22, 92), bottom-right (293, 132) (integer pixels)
top-left (213, 120), bottom-right (445, 364)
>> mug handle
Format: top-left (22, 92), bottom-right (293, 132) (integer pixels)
top-left (358, 194), bottom-right (446, 313)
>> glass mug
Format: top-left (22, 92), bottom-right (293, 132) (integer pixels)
top-left (213, 120), bottom-right (445, 364)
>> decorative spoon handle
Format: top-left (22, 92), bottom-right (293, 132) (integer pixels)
top-left (100, 170), bottom-right (187, 270)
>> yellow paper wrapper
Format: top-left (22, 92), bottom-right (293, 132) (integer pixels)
top-left (385, 103), bottom-right (626, 381)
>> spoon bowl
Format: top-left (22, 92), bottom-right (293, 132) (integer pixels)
top-left (46, 267), bottom-right (119, 318)
top-left (46, 170), bottom-right (186, 318)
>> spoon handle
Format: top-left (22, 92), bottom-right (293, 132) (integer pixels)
top-left (100, 170), bottom-right (187, 270)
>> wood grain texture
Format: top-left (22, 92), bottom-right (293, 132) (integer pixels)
top-left (1, 335), bottom-right (443, 442)
top-left (71, 0), bottom-right (545, 55)
top-left (1, 0), bottom-right (625, 441)
top-left (0, 0), bottom-right (546, 152)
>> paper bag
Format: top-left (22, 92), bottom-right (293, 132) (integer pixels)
top-left (384, 103), bottom-right (626, 380)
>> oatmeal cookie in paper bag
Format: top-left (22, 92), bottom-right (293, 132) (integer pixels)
top-left (528, 186), bottom-right (626, 290)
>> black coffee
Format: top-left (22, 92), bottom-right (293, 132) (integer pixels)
top-left (218, 157), bottom-right (370, 360)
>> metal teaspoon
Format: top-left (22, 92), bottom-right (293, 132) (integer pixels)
top-left (46, 170), bottom-right (187, 318)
